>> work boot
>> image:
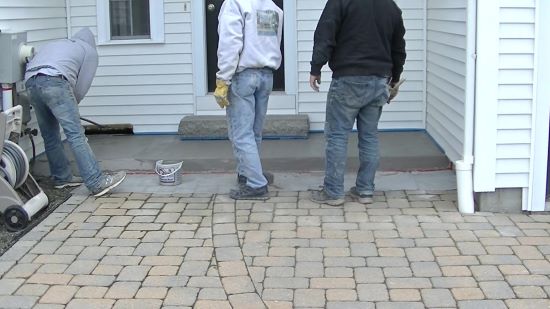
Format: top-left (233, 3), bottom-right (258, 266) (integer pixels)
top-left (349, 186), bottom-right (374, 204)
top-left (310, 189), bottom-right (345, 206)
top-left (230, 185), bottom-right (268, 200)
top-left (92, 171), bottom-right (126, 197)
top-left (237, 172), bottom-right (274, 185)
top-left (54, 176), bottom-right (83, 189)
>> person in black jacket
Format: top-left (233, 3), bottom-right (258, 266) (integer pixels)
top-left (309, 0), bottom-right (406, 206)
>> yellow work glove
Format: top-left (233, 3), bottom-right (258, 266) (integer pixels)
top-left (214, 79), bottom-right (230, 108)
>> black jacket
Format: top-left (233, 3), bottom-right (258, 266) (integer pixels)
top-left (310, 0), bottom-right (406, 81)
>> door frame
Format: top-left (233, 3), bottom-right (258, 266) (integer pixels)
top-left (191, 0), bottom-right (297, 113)
top-left (529, 0), bottom-right (550, 211)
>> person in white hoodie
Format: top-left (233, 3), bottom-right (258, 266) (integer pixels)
top-left (24, 28), bottom-right (126, 197)
top-left (214, 0), bottom-right (283, 199)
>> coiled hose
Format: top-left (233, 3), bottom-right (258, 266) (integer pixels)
top-left (1, 140), bottom-right (29, 189)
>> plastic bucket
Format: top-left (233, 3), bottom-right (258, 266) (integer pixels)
top-left (155, 160), bottom-right (183, 186)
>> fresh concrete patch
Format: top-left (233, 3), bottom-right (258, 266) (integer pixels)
top-left (178, 114), bottom-right (309, 139)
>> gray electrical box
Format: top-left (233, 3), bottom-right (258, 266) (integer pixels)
top-left (0, 31), bottom-right (27, 83)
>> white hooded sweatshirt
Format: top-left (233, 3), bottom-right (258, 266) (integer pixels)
top-left (216, 0), bottom-right (283, 83)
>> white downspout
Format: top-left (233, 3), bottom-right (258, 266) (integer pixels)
top-left (456, 0), bottom-right (477, 214)
top-left (65, 0), bottom-right (72, 38)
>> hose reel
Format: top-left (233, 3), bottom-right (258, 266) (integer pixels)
top-left (0, 32), bottom-right (47, 231)
top-left (0, 140), bottom-right (33, 230)
top-left (0, 106), bottom-right (48, 232)
top-left (1, 140), bottom-right (29, 189)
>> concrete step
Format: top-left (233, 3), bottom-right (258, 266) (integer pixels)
top-left (31, 132), bottom-right (451, 177)
top-left (178, 114), bottom-right (309, 139)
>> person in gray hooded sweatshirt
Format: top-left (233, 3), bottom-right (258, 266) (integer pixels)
top-left (24, 28), bottom-right (126, 197)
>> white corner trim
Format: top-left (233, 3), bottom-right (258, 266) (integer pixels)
top-left (191, 0), bottom-right (207, 98)
top-left (283, 0), bottom-right (297, 97)
top-left (96, 0), bottom-right (165, 45)
top-left (528, 0), bottom-right (550, 211)
top-left (473, 0), bottom-right (498, 192)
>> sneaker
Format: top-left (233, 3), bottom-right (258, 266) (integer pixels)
top-left (310, 190), bottom-right (345, 206)
top-left (54, 176), bottom-right (83, 189)
top-left (237, 172), bottom-right (274, 185)
top-left (349, 186), bottom-right (374, 204)
top-left (230, 185), bottom-right (268, 200)
top-left (92, 171), bottom-right (126, 197)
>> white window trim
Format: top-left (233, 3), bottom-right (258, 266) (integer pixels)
top-left (96, 0), bottom-right (164, 45)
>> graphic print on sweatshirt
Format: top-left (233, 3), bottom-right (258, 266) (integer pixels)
top-left (257, 10), bottom-right (279, 36)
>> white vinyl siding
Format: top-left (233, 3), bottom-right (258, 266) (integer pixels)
top-left (0, 0), bottom-right (68, 157)
top-left (425, 0), bottom-right (467, 163)
top-left (0, 0), bottom-right (67, 45)
top-left (71, 0), bottom-right (193, 133)
top-left (296, 0), bottom-right (426, 131)
top-left (495, 1), bottom-right (536, 188)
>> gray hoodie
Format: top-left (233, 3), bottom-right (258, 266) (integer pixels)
top-left (24, 28), bottom-right (98, 103)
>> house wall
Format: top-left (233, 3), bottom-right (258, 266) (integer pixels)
top-left (297, 0), bottom-right (427, 131)
top-left (0, 0), bottom-right (67, 45)
top-left (494, 1), bottom-right (536, 188)
top-left (0, 0), bottom-right (68, 156)
top-left (75, 0), bottom-right (427, 133)
top-left (70, 0), bottom-right (193, 134)
top-left (425, 0), bottom-right (467, 163)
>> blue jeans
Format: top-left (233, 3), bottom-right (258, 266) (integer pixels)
top-left (26, 75), bottom-right (102, 191)
top-left (323, 75), bottom-right (389, 198)
top-left (226, 68), bottom-right (273, 188)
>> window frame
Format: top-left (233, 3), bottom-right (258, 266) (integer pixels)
top-left (97, 0), bottom-right (164, 45)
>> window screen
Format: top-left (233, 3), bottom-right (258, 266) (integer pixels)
top-left (109, 0), bottom-right (151, 39)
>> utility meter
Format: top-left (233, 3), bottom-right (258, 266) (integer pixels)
top-left (0, 31), bottom-right (35, 83)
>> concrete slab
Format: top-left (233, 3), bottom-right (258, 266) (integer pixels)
top-left (71, 170), bottom-right (457, 196)
top-left (31, 131), bottom-right (450, 177)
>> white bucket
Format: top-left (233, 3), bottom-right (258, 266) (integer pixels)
top-left (155, 160), bottom-right (183, 186)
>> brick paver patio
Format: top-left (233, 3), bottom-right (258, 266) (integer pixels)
top-left (1, 188), bottom-right (550, 308)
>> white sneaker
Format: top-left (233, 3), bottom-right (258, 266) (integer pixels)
top-left (92, 171), bottom-right (126, 197)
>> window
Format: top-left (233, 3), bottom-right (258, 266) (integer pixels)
top-left (110, 0), bottom-right (150, 40)
top-left (97, 0), bottom-right (164, 44)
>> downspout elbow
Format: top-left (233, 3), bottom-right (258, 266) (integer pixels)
top-left (455, 160), bottom-right (475, 214)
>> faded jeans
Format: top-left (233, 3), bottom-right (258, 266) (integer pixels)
top-left (323, 75), bottom-right (389, 198)
top-left (26, 75), bottom-right (103, 191)
top-left (227, 68), bottom-right (273, 188)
